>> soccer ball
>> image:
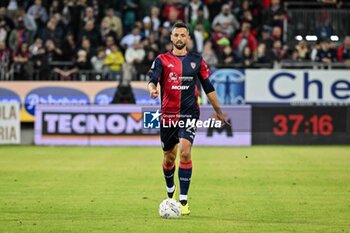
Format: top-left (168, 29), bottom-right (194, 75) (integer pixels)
top-left (159, 198), bottom-right (182, 219)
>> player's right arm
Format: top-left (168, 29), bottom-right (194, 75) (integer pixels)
top-left (147, 56), bottom-right (163, 99)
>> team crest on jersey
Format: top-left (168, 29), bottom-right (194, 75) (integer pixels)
top-left (190, 62), bottom-right (196, 69)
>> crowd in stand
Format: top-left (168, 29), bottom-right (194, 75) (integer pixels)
top-left (0, 0), bottom-right (349, 81)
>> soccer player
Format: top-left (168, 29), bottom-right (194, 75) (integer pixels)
top-left (148, 22), bottom-right (226, 215)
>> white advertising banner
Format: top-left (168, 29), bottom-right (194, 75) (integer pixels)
top-left (245, 70), bottom-right (350, 104)
top-left (0, 102), bottom-right (20, 144)
top-left (35, 105), bottom-right (251, 146)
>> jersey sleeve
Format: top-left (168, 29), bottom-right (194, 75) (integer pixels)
top-left (148, 56), bottom-right (163, 86)
top-left (198, 58), bottom-right (215, 94)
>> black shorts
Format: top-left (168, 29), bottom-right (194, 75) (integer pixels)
top-left (160, 120), bottom-right (197, 151)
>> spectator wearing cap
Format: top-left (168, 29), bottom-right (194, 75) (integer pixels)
top-left (212, 4), bottom-right (240, 38)
top-left (184, 0), bottom-right (209, 24)
top-left (337, 36), bottom-right (350, 66)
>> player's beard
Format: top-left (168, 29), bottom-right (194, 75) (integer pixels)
top-left (173, 41), bottom-right (186, 50)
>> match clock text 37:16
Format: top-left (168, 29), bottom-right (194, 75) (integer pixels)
top-left (273, 114), bottom-right (333, 136)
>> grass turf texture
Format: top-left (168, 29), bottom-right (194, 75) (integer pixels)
top-left (0, 146), bottom-right (349, 233)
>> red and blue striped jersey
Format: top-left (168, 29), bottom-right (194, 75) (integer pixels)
top-left (148, 51), bottom-right (214, 121)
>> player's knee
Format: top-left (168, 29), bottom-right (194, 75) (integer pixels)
top-left (163, 152), bottom-right (176, 167)
top-left (180, 150), bottom-right (191, 162)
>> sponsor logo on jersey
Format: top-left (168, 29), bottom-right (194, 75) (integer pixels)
top-left (171, 85), bottom-right (189, 90)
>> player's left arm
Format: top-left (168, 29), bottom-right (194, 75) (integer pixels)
top-left (198, 58), bottom-right (228, 126)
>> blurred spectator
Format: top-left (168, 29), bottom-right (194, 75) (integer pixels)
top-left (8, 17), bottom-right (28, 52)
top-left (337, 36), bottom-right (350, 66)
top-left (212, 23), bottom-right (230, 55)
top-left (27, 0), bottom-right (48, 25)
top-left (150, 6), bottom-right (161, 31)
top-left (0, 20), bottom-right (7, 42)
top-left (61, 32), bottom-right (77, 61)
top-left (162, 0), bottom-right (185, 23)
top-left (233, 21), bottom-right (258, 58)
top-left (141, 16), bottom-right (153, 38)
top-left (316, 12), bottom-right (333, 41)
top-left (104, 44), bottom-right (124, 79)
top-left (124, 40), bottom-right (145, 81)
top-left (16, 7), bottom-right (37, 45)
top-left (91, 47), bottom-right (107, 75)
top-left (103, 8), bottom-right (123, 41)
top-left (45, 39), bottom-right (62, 63)
top-left (315, 40), bottom-right (337, 64)
top-left (219, 45), bottom-right (235, 66)
top-left (256, 43), bottom-right (271, 64)
top-left (40, 17), bottom-right (65, 47)
top-left (54, 49), bottom-right (92, 80)
top-left (263, 0), bottom-right (287, 29)
top-left (202, 40), bottom-right (218, 67)
top-left (66, 0), bottom-right (86, 41)
top-left (79, 20), bottom-right (101, 48)
top-left (295, 40), bottom-right (310, 60)
top-left (271, 26), bottom-right (283, 44)
top-left (0, 40), bottom-right (10, 79)
top-left (259, 26), bottom-right (273, 49)
top-left (80, 38), bottom-right (96, 61)
top-left (159, 26), bottom-right (171, 51)
top-left (268, 40), bottom-right (287, 63)
top-left (138, 49), bottom-right (156, 80)
top-left (184, 0), bottom-right (209, 24)
top-left (207, 0), bottom-right (222, 22)
top-left (49, 0), bottom-right (62, 17)
top-left (13, 42), bottom-right (33, 80)
top-left (82, 6), bottom-right (96, 25)
top-left (100, 17), bottom-right (117, 46)
top-left (189, 8), bottom-right (211, 36)
top-left (31, 39), bottom-right (50, 80)
top-left (212, 4), bottom-right (240, 38)
top-left (120, 0), bottom-right (139, 33)
top-left (0, 7), bottom-right (15, 31)
top-left (120, 26), bottom-right (141, 49)
top-left (191, 23), bottom-right (205, 53)
top-left (241, 46), bottom-right (254, 67)
top-left (104, 35), bottom-right (115, 54)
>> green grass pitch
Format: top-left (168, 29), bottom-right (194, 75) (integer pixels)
top-left (0, 146), bottom-right (349, 233)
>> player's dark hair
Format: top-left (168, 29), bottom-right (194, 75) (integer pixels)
top-left (171, 22), bottom-right (189, 34)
